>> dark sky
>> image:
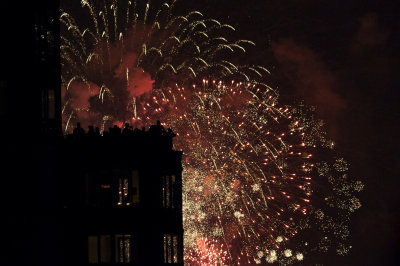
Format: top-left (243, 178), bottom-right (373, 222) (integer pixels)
top-left (188, 0), bottom-right (399, 265)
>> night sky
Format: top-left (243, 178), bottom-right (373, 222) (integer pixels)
top-left (189, 0), bottom-right (399, 265)
top-left (2, 0), bottom-right (397, 265)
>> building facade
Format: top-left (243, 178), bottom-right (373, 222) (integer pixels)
top-left (61, 124), bottom-right (184, 265)
top-left (1, 1), bottom-right (184, 265)
top-left (1, 1), bottom-right (62, 265)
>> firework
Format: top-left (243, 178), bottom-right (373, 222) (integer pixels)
top-left (61, 0), bottom-right (268, 132)
top-left (61, 1), bottom-right (362, 264)
top-left (186, 237), bottom-right (228, 265)
top-left (139, 79), bottom-right (362, 264)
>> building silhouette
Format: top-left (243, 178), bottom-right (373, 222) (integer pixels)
top-left (61, 123), bottom-right (183, 265)
top-left (1, 1), bottom-right (184, 265)
top-left (1, 1), bottom-right (62, 265)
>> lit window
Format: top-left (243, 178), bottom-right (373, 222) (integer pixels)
top-left (115, 234), bottom-right (132, 263)
top-left (118, 170), bottom-right (140, 206)
top-left (163, 234), bottom-right (180, 264)
top-left (118, 178), bottom-right (129, 205)
top-left (162, 175), bottom-right (176, 208)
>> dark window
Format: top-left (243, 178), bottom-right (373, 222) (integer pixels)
top-left (41, 90), bottom-right (45, 119)
top-left (41, 89), bottom-right (55, 120)
top-left (100, 235), bottom-right (112, 263)
top-left (46, 28), bottom-right (55, 55)
top-left (88, 236), bottom-right (98, 263)
top-left (131, 170), bottom-right (140, 203)
top-left (48, 89), bottom-right (55, 119)
top-left (88, 235), bottom-right (111, 263)
top-left (88, 234), bottom-right (132, 264)
top-left (0, 80), bottom-right (6, 115)
top-left (88, 171), bottom-right (112, 207)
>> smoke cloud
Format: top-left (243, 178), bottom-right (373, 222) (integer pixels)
top-left (113, 52), bottom-right (155, 98)
top-left (272, 39), bottom-right (346, 137)
top-left (62, 27), bottom-right (155, 131)
top-left (67, 81), bottom-right (100, 110)
top-left (354, 13), bottom-right (388, 49)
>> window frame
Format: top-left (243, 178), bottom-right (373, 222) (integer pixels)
top-left (88, 234), bottom-right (133, 264)
top-left (162, 175), bottom-right (176, 209)
top-left (163, 233), bottom-right (181, 264)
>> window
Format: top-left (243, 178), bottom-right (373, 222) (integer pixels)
top-left (118, 170), bottom-right (140, 206)
top-left (162, 175), bottom-right (176, 208)
top-left (41, 89), bottom-right (55, 120)
top-left (0, 80), bottom-right (5, 115)
top-left (88, 236), bottom-right (98, 263)
top-left (131, 170), bottom-right (140, 203)
top-left (88, 235), bottom-right (111, 263)
top-left (163, 234), bottom-right (180, 264)
top-left (88, 234), bottom-right (132, 264)
top-left (100, 235), bottom-right (112, 263)
top-left (34, 10), bottom-right (57, 60)
top-left (115, 234), bottom-right (132, 263)
top-left (118, 177), bottom-right (129, 206)
top-left (47, 89), bottom-right (55, 119)
top-left (87, 171), bottom-right (112, 207)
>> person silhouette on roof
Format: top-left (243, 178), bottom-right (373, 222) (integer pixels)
top-left (73, 122), bottom-right (85, 138)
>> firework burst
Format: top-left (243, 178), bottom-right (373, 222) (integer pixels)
top-left (61, 0), bottom-right (269, 132)
top-left (61, 0), bottom-right (362, 264)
